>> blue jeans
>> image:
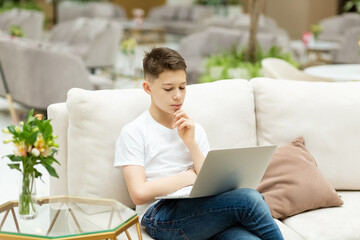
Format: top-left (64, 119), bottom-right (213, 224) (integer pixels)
top-left (141, 188), bottom-right (284, 240)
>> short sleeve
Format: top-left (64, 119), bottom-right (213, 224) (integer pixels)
top-left (114, 125), bottom-right (145, 167)
top-left (195, 123), bottom-right (210, 157)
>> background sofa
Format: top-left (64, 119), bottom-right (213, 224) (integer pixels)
top-left (0, 37), bottom-right (112, 111)
top-left (48, 78), bottom-right (360, 239)
top-left (146, 4), bottom-right (214, 35)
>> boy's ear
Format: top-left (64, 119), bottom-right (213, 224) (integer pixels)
top-left (143, 81), bottom-right (151, 94)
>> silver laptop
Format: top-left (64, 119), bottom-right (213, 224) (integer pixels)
top-left (156, 145), bottom-right (276, 200)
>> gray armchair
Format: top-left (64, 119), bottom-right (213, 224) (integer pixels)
top-left (48, 17), bottom-right (122, 69)
top-left (319, 13), bottom-right (360, 43)
top-left (57, 1), bottom-right (126, 23)
top-left (0, 37), bottom-right (113, 111)
top-left (146, 5), bottom-right (214, 35)
top-left (333, 26), bottom-right (360, 64)
top-left (0, 8), bottom-right (44, 41)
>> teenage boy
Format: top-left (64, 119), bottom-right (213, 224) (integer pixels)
top-left (114, 47), bottom-right (283, 240)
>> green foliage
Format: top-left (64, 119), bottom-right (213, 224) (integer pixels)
top-left (2, 109), bottom-right (60, 179)
top-left (343, 0), bottom-right (360, 13)
top-left (9, 25), bottom-right (25, 38)
top-left (0, 0), bottom-right (42, 12)
top-left (200, 45), bottom-right (299, 83)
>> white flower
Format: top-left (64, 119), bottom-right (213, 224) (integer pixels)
top-left (31, 148), bottom-right (40, 157)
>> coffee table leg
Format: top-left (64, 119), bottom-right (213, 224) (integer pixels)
top-left (0, 209), bottom-right (10, 230)
top-left (136, 222), bottom-right (142, 240)
top-left (10, 208), bottom-right (20, 233)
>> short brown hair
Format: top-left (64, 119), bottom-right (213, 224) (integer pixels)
top-left (143, 47), bottom-right (187, 81)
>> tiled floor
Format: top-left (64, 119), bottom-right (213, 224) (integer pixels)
top-left (0, 33), bottom-right (182, 204)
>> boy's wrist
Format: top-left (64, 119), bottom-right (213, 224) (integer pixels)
top-left (185, 141), bottom-right (198, 152)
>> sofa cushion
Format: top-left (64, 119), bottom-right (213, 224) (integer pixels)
top-left (283, 191), bottom-right (360, 240)
top-left (257, 136), bottom-right (343, 219)
top-left (251, 78), bottom-right (360, 190)
top-left (66, 80), bottom-right (257, 208)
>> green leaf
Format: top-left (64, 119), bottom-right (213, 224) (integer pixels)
top-left (344, 1), bottom-right (355, 11)
top-left (43, 164), bottom-right (59, 178)
top-left (48, 156), bottom-right (60, 165)
top-left (7, 125), bottom-right (16, 135)
top-left (28, 132), bottom-right (38, 145)
top-left (8, 163), bottom-right (21, 172)
top-left (27, 109), bottom-right (34, 122)
top-left (7, 155), bottom-right (22, 162)
top-left (33, 168), bottom-right (42, 178)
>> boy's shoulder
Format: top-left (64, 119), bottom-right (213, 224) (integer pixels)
top-left (121, 111), bottom-right (149, 133)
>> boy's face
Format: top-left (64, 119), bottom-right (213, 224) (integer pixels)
top-left (144, 70), bottom-right (187, 115)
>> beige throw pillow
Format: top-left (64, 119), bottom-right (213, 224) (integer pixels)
top-left (257, 136), bottom-right (344, 219)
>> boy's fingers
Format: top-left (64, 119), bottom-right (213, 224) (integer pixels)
top-left (174, 111), bottom-right (188, 121)
top-left (173, 117), bottom-right (186, 128)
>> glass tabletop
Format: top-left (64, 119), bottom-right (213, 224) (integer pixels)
top-left (0, 196), bottom-right (138, 239)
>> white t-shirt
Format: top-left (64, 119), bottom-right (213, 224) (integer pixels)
top-left (114, 111), bottom-right (210, 219)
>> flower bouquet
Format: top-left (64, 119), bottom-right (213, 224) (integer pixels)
top-left (311, 24), bottom-right (322, 41)
top-left (2, 110), bottom-right (59, 219)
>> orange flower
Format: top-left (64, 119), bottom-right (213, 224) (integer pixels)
top-left (14, 141), bottom-right (27, 157)
top-left (34, 114), bottom-right (44, 120)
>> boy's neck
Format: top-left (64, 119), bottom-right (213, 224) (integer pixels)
top-left (149, 106), bottom-right (174, 129)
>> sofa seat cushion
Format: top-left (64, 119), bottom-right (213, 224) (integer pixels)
top-left (251, 78), bottom-right (360, 190)
top-left (65, 80), bottom-right (257, 209)
top-left (283, 191), bottom-right (360, 240)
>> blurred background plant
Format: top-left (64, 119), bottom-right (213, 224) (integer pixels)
top-left (0, 0), bottom-right (42, 12)
top-left (311, 24), bottom-right (322, 41)
top-left (343, 0), bottom-right (360, 13)
top-left (200, 46), bottom-right (299, 83)
top-left (121, 38), bottom-right (137, 56)
top-left (9, 25), bottom-right (25, 38)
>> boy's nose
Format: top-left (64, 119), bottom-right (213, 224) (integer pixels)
top-left (173, 91), bottom-right (181, 100)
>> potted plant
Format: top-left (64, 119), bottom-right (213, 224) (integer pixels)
top-left (9, 25), bottom-right (25, 38)
top-left (200, 45), bottom-right (299, 82)
top-left (2, 110), bottom-right (60, 219)
top-left (343, 0), bottom-right (360, 13)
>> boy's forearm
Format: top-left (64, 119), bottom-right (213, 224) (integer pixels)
top-left (131, 171), bottom-right (194, 205)
top-left (187, 142), bottom-right (205, 174)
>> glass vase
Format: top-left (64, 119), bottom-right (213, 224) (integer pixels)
top-left (19, 172), bottom-right (37, 219)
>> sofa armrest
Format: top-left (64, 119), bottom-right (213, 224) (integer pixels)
top-left (48, 102), bottom-right (69, 196)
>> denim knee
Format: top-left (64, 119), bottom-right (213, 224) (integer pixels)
top-left (232, 188), bottom-right (269, 212)
top-left (234, 188), bottom-right (264, 201)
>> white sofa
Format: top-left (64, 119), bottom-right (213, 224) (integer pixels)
top-left (48, 78), bottom-right (360, 239)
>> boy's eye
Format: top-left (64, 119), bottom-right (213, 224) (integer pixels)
top-left (180, 87), bottom-right (185, 90)
top-left (164, 88), bottom-right (172, 92)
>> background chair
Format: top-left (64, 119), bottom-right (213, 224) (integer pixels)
top-left (57, 1), bottom-right (126, 23)
top-left (0, 38), bottom-right (113, 111)
top-left (319, 13), bottom-right (360, 43)
top-left (146, 4), bottom-right (214, 35)
top-left (333, 26), bottom-right (360, 64)
top-left (0, 8), bottom-right (44, 41)
top-left (261, 58), bottom-right (334, 82)
top-left (48, 17), bottom-right (122, 69)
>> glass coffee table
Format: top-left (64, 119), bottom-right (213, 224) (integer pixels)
top-left (0, 196), bottom-right (142, 240)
